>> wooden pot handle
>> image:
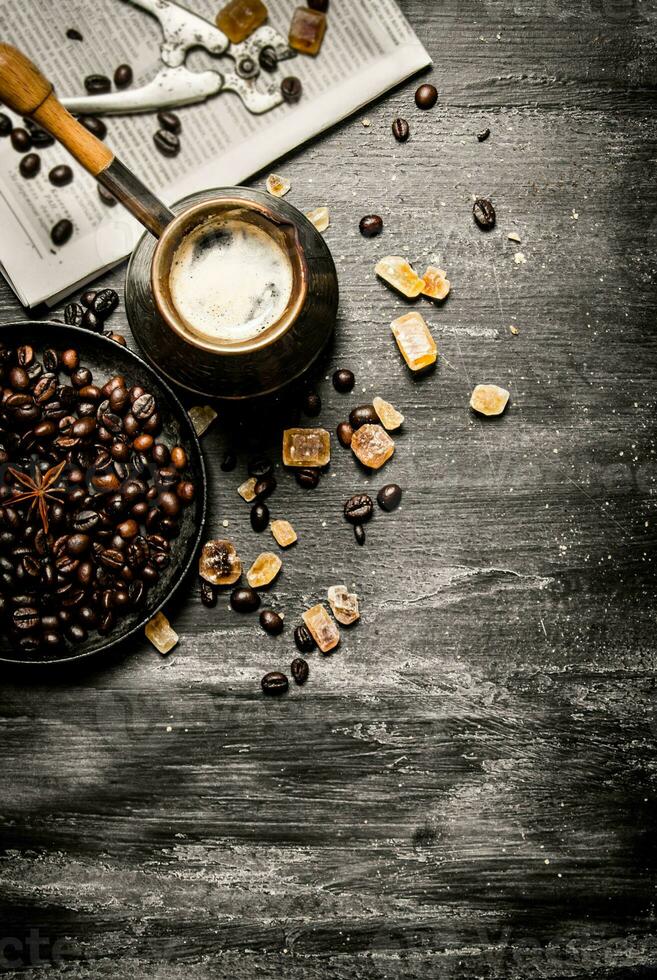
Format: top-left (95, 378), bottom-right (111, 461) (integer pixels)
top-left (0, 44), bottom-right (113, 176)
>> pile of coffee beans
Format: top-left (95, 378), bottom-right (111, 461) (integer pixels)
top-left (0, 342), bottom-right (195, 656)
top-left (63, 286), bottom-right (125, 346)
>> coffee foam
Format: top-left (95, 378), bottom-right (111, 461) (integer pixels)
top-left (169, 218), bottom-right (294, 343)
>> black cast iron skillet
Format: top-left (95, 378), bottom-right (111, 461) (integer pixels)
top-left (0, 321), bottom-right (207, 667)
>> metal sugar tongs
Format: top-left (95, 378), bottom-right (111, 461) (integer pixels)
top-left (61, 0), bottom-right (295, 116)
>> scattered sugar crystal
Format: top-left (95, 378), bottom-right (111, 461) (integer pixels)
top-left (470, 384), bottom-right (510, 416)
top-left (361, 117), bottom-right (371, 127)
top-left (391, 311), bottom-right (437, 371)
top-left (270, 519), bottom-right (297, 548)
top-left (306, 207), bottom-right (329, 232)
top-left (189, 404), bottom-right (217, 437)
top-left (216, 0), bottom-right (268, 43)
top-left (302, 603), bottom-right (340, 653)
top-left (507, 232), bottom-right (521, 243)
top-left (351, 424), bottom-right (395, 470)
top-left (247, 552), bottom-right (282, 588)
top-left (267, 173), bottom-right (291, 197)
top-left (145, 612), bottom-right (178, 655)
top-left (514, 252), bottom-right (527, 264)
top-left (375, 256), bottom-right (424, 298)
top-left (421, 266), bottom-right (450, 301)
top-left (199, 539), bottom-right (241, 585)
top-left (289, 6), bottom-right (327, 55)
top-left (282, 427), bottom-right (330, 467)
top-left (373, 396), bottom-right (404, 431)
top-left (509, 325), bottom-right (519, 336)
top-left (238, 477), bottom-right (257, 502)
top-left (328, 585), bottom-right (360, 626)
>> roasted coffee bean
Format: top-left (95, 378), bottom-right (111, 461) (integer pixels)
top-left (72, 417), bottom-right (96, 439)
top-left (143, 412), bottom-right (161, 436)
top-left (473, 197), bottom-right (496, 230)
top-left (132, 393), bottom-right (155, 419)
top-left (250, 501), bottom-right (269, 532)
top-left (157, 110), bottom-right (181, 134)
top-left (258, 45), bottom-right (278, 72)
top-left (359, 214), bottom-right (383, 238)
top-left (281, 75), bottom-right (303, 104)
top-left (291, 657), bottom-right (309, 685)
top-left (377, 483), bottom-right (402, 511)
top-left (308, 0), bottom-right (329, 9)
top-left (73, 510), bottom-right (100, 532)
top-left (79, 115), bottom-right (107, 139)
top-left (332, 368), bottom-right (355, 393)
top-left (19, 153), bottom-right (40, 179)
top-left (151, 444), bottom-right (169, 466)
top-left (51, 219), bottom-right (73, 246)
top-left (91, 288), bottom-right (119, 319)
top-left (66, 27), bottom-right (83, 40)
top-left (392, 117), bottom-right (410, 142)
top-left (0, 113), bottom-right (12, 137)
top-left (17, 344), bottom-right (35, 367)
top-left (133, 433), bottom-right (153, 452)
top-left (354, 524), bottom-right (366, 546)
top-left (158, 491), bottom-right (180, 517)
top-left (337, 421), bottom-right (353, 448)
top-left (303, 391), bottom-right (321, 416)
top-left (114, 64), bottom-right (133, 88)
top-left (30, 127), bottom-right (54, 148)
top-left (200, 579), bottom-right (217, 608)
top-left (49, 164), bottom-right (73, 187)
top-left (84, 74), bottom-right (111, 94)
top-left (80, 309), bottom-right (100, 332)
top-left (349, 404), bottom-right (378, 429)
top-left (294, 623), bottom-right (316, 653)
top-left (221, 450), bottom-right (237, 472)
top-left (259, 609), bottom-right (284, 635)
top-left (295, 468), bottom-right (319, 489)
top-left (67, 533), bottom-right (90, 557)
top-left (415, 82), bottom-right (438, 109)
top-left (64, 302), bottom-right (84, 327)
top-left (11, 128), bottom-right (32, 152)
top-left (254, 475), bottom-right (276, 500)
top-left (171, 446), bottom-right (187, 469)
top-left (117, 519), bottom-right (138, 539)
top-left (71, 367), bottom-right (92, 387)
top-left (13, 606), bottom-right (40, 631)
top-left (110, 387), bottom-right (129, 414)
top-left (231, 587), bottom-right (261, 613)
top-left (43, 348), bottom-right (58, 372)
top-left (261, 671), bottom-right (288, 695)
top-left (80, 289), bottom-right (97, 307)
top-left (344, 493), bottom-right (374, 524)
top-left (154, 129), bottom-right (180, 157)
top-left (8, 366), bottom-right (29, 389)
top-left (477, 127), bottom-right (491, 142)
top-left (248, 456), bottom-right (272, 479)
top-left (98, 184), bottom-right (117, 206)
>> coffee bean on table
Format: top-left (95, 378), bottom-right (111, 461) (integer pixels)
top-left (258, 46), bottom-right (278, 72)
top-left (254, 475), bottom-right (276, 500)
top-left (66, 27), bottom-right (83, 40)
top-left (473, 197), bottom-right (496, 230)
top-left (391, 117), bottom-right (410, 142)
top-left (344, 493), bottom-right (374, 524)
top-left (10, 128), bottom-right (32, 153)
top-left (260, 609), bottom-right (284, 635)
top-left (80, 290), bottom-right (97, 307)
top-left (415, 83), bottom-right (438, 109)
top-left (92, 288), bottom-right (119, 319)
top-left (248, 456), bottom-right (273, 479)
top-left (261, 671), bottom-right (288, 695)
top-left (29, 126), bottom-right (54, 148)
top-left (477, 127), bottom-right (491, 142)
top-left (337, 422), bottom-right (354, 448)
top-left (78, 116), bottom-right (107, 140)
top-left (19, 153), bottom-right (40, 179)
top-left (295, 468), bottom-right (319, 489)
top-left (294, 624), bottom-right (316, 653)
top-left (81, 309), bottom-right (102, 332)
top-left (154, 129), bottom-right (180, 157)
top-left (98, 185), bottom-right (117, 207)
top-left (333, 368), bottom-right (355, 393)
top-left (0, 113), bottom-right (12, 137)
top-left (281, 76), bottom-right (303, 104)
top-left (84, 74), bottom-right (111, 95)
top-left (250, 502), bottom-right (269, 532)
top-left (157, 110), bottom-right (181, 134)
top-left (51, 219), bottom-right (73, 247)
top-left (377, 483), bottom-right (402, 512)
top-left (200, 579), bottom-right (217, 608)
top-left (231, 587), bottom-right (261, 613)
top-left (303, 391), bottom-right (321, 416)
top-left (308, 0), bottom-right (328, 9)
top-left (50, 165), bottom-right (73, 187)
top-left (114, 64), bottom-right (133, 88)
top-left (359, 215), bottom-right (383, 237)
top-left (64, 302), bottom-right (84, 327)
top-left (349, 404), bottom-right (378, 429)
top-left (354, 524), bottom-right (366, 546)
top-left (291, 657), bottom-right (309, 685)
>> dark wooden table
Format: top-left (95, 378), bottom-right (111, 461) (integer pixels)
top-left (2, 1), bottom-right (657, 976)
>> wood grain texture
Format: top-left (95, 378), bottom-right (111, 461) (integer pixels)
top-left (1, 0), bottom-right (657, 976)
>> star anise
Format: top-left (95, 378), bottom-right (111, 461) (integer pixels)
top-left (3, 459), bottom-right (67, 534)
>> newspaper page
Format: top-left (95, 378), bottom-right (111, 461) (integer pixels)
top-left (0, 0), bottom-right (430, 308)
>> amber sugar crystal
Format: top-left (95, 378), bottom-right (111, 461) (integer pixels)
top-left (391, 311), bottom-right (437, 372)
top-left (302, 603), bottom-right (340, 653)
top-left (470, 384), bottom-right (510, 417)
top-left (199, 539), bottom-right (242, 585)
top-left (375, 256), bottom-right (425, 298)
top-left (216, 0), bottom-right (268, 43)
top-left (421, 266), bottom-right (450, 301)
top-left (145, 612), bottom-right (178, 655)
top-left (372, 396), bottom-right (404, 432)
top-left (282, 428), bottom-right (330, 467)
top-left (328, 585), bottom-right (360, 626)
top-left (247, 552), bottom-right (282, 588)
top-left (270, 519), bottom-right (297, 548)
top-left (350, 424), bottom-right (395, 470)
top-left (289, 7), bottom-right (327, 56)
